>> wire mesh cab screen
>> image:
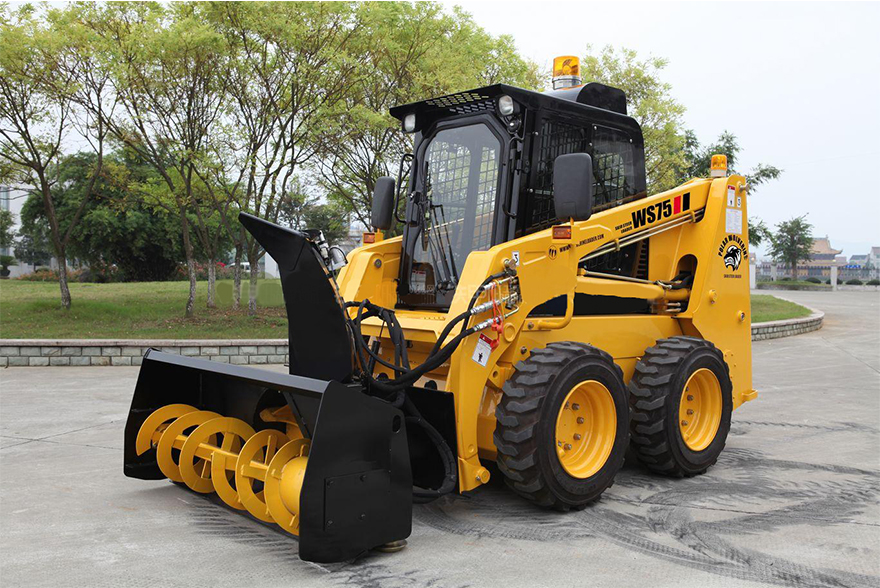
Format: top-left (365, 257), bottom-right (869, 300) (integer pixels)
top-left (405, 123), bottom-right (501, 304)
top-left (523, 119), bottom-right (636, 234)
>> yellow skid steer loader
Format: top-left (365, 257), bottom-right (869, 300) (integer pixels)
top-left (123, 57), bottom-right (755, 563)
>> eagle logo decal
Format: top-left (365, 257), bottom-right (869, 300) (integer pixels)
top-left (723, 245), bottom-right (742, 271)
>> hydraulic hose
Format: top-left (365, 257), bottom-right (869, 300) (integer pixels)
top-left (345, 268), bottom-right (515, 501)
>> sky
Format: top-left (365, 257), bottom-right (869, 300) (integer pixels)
top-left (443, 1), bottom-right (880, 258)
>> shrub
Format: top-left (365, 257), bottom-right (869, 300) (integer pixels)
top-left (805, 277), bottom-right (822, 284)
top-left (17, 268), bottom-right (59, 281)
top-left (846, 279), bottom-right (863, 285)
top-left (172, 261), bottom-right (237, 281)
top-left (867, 279), bottom-right (880, 286)
top-left (781, 277), bottom-right (792, 281)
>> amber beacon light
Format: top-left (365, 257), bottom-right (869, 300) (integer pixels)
top-left (552, 55), bottom-right (581, 90)
top-left (710, 154), bottom-right (728, 178)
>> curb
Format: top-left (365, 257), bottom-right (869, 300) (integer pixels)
top-left (750, 306), bottom-right (824, 341)
top-left (0, 339), bottom-right (289, 368)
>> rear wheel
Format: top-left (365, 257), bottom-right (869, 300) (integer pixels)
top-left (629, 336), bottom-right (732, 477)
top-left (494, 342), bottom-right (629, 510)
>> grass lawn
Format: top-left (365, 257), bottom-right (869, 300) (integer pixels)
top-left (1, 281), bottom-right (813, 339)
top-left (0, 279), bottom-right (288, 339)
top-left (751, 294), bottom-right (813, 323)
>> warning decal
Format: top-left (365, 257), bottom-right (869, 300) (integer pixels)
top-left (472, 334), bottom-right (493, 367)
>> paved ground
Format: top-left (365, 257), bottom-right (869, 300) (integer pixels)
top-left (1, 291), bottom-right (878, 588)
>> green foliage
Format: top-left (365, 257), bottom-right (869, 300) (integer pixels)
top-left (805, 276), bottom-right (822, 284)
top-left (867, 279), bottom-right (880, 286)
top-left (0, 253), bottom-right (16, 269)
top-left (0, 209), bottom-right (14, 249)
top-left (681, 130), bottom-right (782, 192)
top-left (581, 46), bottom-right (686, 193)
top-left (321, 1), bottom-right (542, 227)
top-left (17, 150), bottom-right (190, 281)
top-left (768, 215), bottom-right (814, 276)
top-left (749, 217), bottom-right (771, 248)
top-left (846, 279), bottom-right (863, 285)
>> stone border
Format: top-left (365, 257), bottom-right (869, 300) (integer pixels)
top-left (751, 308), bottom-right (824, 341)
top-left (1, 307), bottom-right (823, 367)
top-left (0, 339), bottom-right (288, 368)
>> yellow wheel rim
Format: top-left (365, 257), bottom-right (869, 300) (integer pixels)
top-left (554, 380), bottom-right (617, 479)
top-left (679, 368), bottom-right (722, 451)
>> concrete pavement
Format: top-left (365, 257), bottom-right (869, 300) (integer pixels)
top-left (1, 290), bottom-right (878, 587)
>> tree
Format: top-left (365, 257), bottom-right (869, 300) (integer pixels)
top-left (0, 5), bottom-right (109, 308)
top-left (80, 2), bottom-right (229, 315)
top-left (580, 46), bottom-right (783, 197)
top-left (0, 208), bottom-right (14, 249)
top-left (769, 215), bottom-right (814, 279)
top-left (277, 174), bottom-right (349, 246)
top-left (320, 2), bottom-right (542, 229)
top-left (205, 1), bottom-right (363, 315)
top-left (749, 217), bottom-right (770, 248)
top-left (681, 130), bottom-right (782, 193)
top-left (18, 149), bottom-right (190, 282)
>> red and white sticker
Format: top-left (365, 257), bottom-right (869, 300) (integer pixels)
top-left (727, 185), bottom-right (736, 207)
top-left (472, 334), bottom-right (493, 367)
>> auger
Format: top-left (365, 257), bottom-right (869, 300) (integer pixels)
top-left (124, 55), bottom-right (756, 563)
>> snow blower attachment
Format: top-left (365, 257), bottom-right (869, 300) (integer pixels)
top-left (123, 213), bottom-right (414, 563)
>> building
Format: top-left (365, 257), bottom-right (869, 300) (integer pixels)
top-left (869, 247), bottom-right (880, 270)
top-left (849, 254), bottom-right (868, 266)
top-left (0, 185), bottom-right (34, 278)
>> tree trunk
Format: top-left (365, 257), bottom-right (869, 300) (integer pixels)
top-left (180, 212), bottom-right (196, 318)
top-left (207, 258), bottom-right (216, 309)
top-left (233, 243), bottom-right (242, 310)
top-left (57, 251), bottom-right (72, 310)
top-left (248, 248), bottom-right (258, 317)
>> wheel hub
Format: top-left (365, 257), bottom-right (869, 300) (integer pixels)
top-left (678, 368), bottom-right (722, 451)
top-left (554, 380), bottom-right (617, 478)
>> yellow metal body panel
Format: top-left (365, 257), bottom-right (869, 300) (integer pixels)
top-left (337, 175), bottom-right (754, 492)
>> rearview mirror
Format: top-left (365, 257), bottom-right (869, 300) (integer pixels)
top-left (552, 153), bottom-right (594, 222)
top-left (371, 176), bottom-right (395, 231)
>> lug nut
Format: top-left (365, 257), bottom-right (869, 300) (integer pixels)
top-left (564, 443), bottom-right (572, 450)
top-left (681, 420), bottom-right (689, 426)
top-left (687, 395), bottom-right (694, 401)
top-left (687, 409), bottom-right (694, 415)
top-left (577, 417), bottom-right (584, 424)
top-left (574, 434), bottom-right (582, 441)
top-left (572, 403), bottom-right (580, 411)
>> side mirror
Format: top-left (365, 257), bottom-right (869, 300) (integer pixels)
top-left (371, 176), bottom-right (396, 231)
top-left (552, 153), bottom-right (594, 222)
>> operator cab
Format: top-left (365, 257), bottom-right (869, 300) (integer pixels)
top-left (382, 63), bottom-right (647, 310)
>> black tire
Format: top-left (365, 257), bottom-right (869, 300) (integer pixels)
top-left (494, 342), bottom-right (629, 510)
top-left (629, 336), bottom-right (733, 477)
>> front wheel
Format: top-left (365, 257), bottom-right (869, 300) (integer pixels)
top-left (494, 342), bottom-right (629, 510)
